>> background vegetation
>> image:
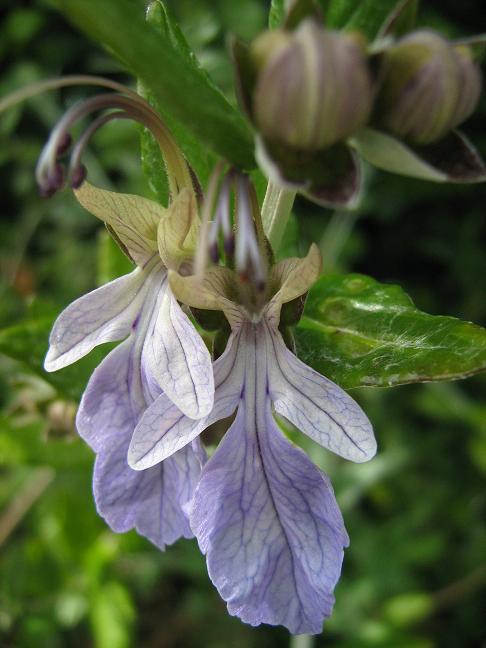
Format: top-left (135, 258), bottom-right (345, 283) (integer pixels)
top-left (0, 1), bottom-right (485, 646)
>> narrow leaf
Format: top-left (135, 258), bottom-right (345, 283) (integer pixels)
top-left (295, 273), bottom-right (486, 389)
top-left (269, 0), bottom-right (286, 29)
top-left (326, 0), bottom-right (406, 41)
top-left (52, 0), bottom-right (255, 170)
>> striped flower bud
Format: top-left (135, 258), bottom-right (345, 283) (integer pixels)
top-left (376, 30), bottom-right (482, 145)
top-left (252, 20), bottom-right (373, 151)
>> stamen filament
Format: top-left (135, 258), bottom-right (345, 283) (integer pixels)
top-left (0, 75), bottom-right (192, 197)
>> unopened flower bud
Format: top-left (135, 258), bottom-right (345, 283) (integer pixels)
top-left (252, 21), bottom-right (373, 151)
top-left (376, 31), bottom-right (482, 145)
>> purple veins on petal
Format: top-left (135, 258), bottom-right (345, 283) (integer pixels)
top-left (189, 321), bottom-right (349, 634)
top-left (191, 400), bottom-right (348, 635)
top-left (94, 434), bottom-right (204, 550)
top-left (142, 281), bottom-right (214, 419)
top-left (77, 337), bottom-right (205, 549)
top-left (129, 331), bottom-right (245, 470)
top-left (44, 265), bottom-right (152, 372)
top-left (267, 322), bottom-right (376, 463)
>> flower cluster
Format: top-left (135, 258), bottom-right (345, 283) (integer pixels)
top-left (233, 17), bottom-right (485, 207)
top-left (32, 81), bottom-right (376, 634)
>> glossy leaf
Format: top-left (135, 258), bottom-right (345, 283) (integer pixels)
top-left (0, 317), bottom-right (111, 401)
top-left (326, 0), bottom-right (406, 40)
top-left (52, 0), bottom-right (255, 170)
top-left (295, 273), bottom-right (486, 389)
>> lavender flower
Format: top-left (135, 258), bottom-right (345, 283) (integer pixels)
top-left (128, 176), bottom-right (376, 633)
top-left (44, 181), bottom-right (214, 548)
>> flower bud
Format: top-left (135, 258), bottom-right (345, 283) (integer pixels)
top-left (376, 31), bottom-right (482, 145)
top-left (252, 21), bottom-right (373, 151)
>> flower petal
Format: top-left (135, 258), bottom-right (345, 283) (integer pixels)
top-left (127, 393), bottom-right (207, 470)
top-left (75, 182), bottom-right (163, 266)
top-left (142, 281), bottom-right (214, 419)
top-left (129, 332), bottom-right (244, 470)
top-left (268, 324), bottom-right (376, 463)
top-left (45, 267), bottom-right (149, 372)
top-left (76, 339), bottom-right (138, 452)
top-left (94, 436), bottom-right (203, 550)
top-left (157, 188), bottom-right (199, 270)
top-left (191, 400), bottom-right (349, 635)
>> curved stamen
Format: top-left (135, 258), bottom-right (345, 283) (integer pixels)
top-left (68, 111), bottom-right (130, 187)
top-left (235, 174), bottom-right (267, 290)
top-left (36, 93), bottom-right (192, 196)
top-left (0, 74), bottom-right (193, 197)
top-left (208, 173), bottom-right (233, 260)
top-left (194, 161), bottom-right (228, 278)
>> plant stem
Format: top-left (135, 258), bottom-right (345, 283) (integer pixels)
top-left (319, 209), bottom-right (360, 270)
top-left (261, 183), bottom-right (296, 252)
top-left (290, 634), bottom-right (314, 648)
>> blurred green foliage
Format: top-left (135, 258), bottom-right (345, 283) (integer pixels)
top-left (0, 1), bottom-right (485, 647)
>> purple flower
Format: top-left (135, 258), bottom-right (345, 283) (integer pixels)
top-left (44, 181), bottom-right (214, 548)
top-left (128, 244), bottom-right (376, 633)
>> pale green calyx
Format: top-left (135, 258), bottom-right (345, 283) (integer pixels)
top-left (75, 182), bottom-right (199, 271)
top-left (376, 30), bottom-right (482, 145)
top-left (252, 20), bottom-right (373, 151)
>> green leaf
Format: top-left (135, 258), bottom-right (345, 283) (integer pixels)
top-left (269, 0), bottom-right (285, 28)
top-left (140, 1), bottom-right (219, 191)
top-left (295, 273), bottom-right (486, 389)
top-left (52, 0), bottom-right (255, 170)
top-left (0, 317), bottom-right (111, 401)
top-left (326, 0), bottom-right (406, 40)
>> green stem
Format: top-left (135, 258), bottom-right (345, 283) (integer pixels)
top-left (261, 183), bottom-right (296, 251)
top-left (319, 209), bottom-right (359, 271)
top-left (290, 634), bottom-right (314, 648)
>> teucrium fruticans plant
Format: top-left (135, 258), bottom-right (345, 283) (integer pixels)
top-left (1, 0), bottom-right (486, 637)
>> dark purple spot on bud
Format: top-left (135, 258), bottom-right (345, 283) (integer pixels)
top-left (210, 242), bottom-right (220, 264)
top-left (71, 164), bottom-right (87, 189)
top-left (56, 132), bottom-right (72, 157)
top-left (131, 314), bottom-right (140, 331)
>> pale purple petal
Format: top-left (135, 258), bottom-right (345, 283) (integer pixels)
top-left (94, 436), bottom-right (204, 550)
top-left (76, 337), bottom-right (205, 548)
top-left (129, 332), bottom-right (245, 470)
top-left (267, 323), bottom-right (376, 463)
top-left (76, 339), bottom-right (137, 452)
top-left (191, 401), bottom-right (349, 635)
top-left (142, 283), bottom-right (214, 419)
top-left (127, 392), bottom-right (207, 470)
top-left (45, 266), bottom-right (150, 371)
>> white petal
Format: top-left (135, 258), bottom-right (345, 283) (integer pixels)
top-left (142, 284), bottom-right (214, 419)
top-left (267, 322), bottom-right (376, 463)
top-left (127, 392), bottom-right (207, 470)
top-left (128, 332), bottom-right (244, 470)
top-left (45, 267), bottom-right (149, 372)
